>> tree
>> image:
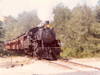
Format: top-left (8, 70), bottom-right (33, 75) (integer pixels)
top-left (0, 20), bottom-right (5, 53)
top-left (17, 10), bottom-right (40, 32)
top-left (53, 3), bottom-right (71, 26)
top-left (53, 4), bottom-right (98, 58)
top-left (53, 3), bottom-right (71, 42)
top-left (4, 10), bottom-right (40, 41)
top-left (95, 0), bottom-right (100, 22)
top-left (4, 16), bottom-right (17, 40)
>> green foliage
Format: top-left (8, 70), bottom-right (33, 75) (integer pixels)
top-left (4, 10), bottom-right (40, 41)
top-left (53, 4), bottom-right (100, 58)
top-left (0, 21), bottom-right (5, 56)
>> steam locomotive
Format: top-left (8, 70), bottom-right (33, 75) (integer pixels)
top-left (4, 25), bottom-right (61, 60)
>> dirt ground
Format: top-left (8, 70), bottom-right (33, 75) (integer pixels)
top-left (0, 56), bottom-right (33, 68)
top-left (0, 56), bottom-right (100, 75)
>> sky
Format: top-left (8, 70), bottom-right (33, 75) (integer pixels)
top-left (0, 0), bottom-right (99, 21)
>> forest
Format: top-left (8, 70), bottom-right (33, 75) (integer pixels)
top-left (0, 2), bottom-right (100, 58)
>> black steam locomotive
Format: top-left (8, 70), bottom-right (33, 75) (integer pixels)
top-left (5, 24), bottom-right (62, 60)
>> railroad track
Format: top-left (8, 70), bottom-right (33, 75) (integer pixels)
top-left (43, 60), bottom-right (73, 70)
top-left (42, 59), bottom-right (100, 71)
top-left (4, 56), bottom-right (100, 71)
top-left (61, 59), bottom-right (100, 71)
